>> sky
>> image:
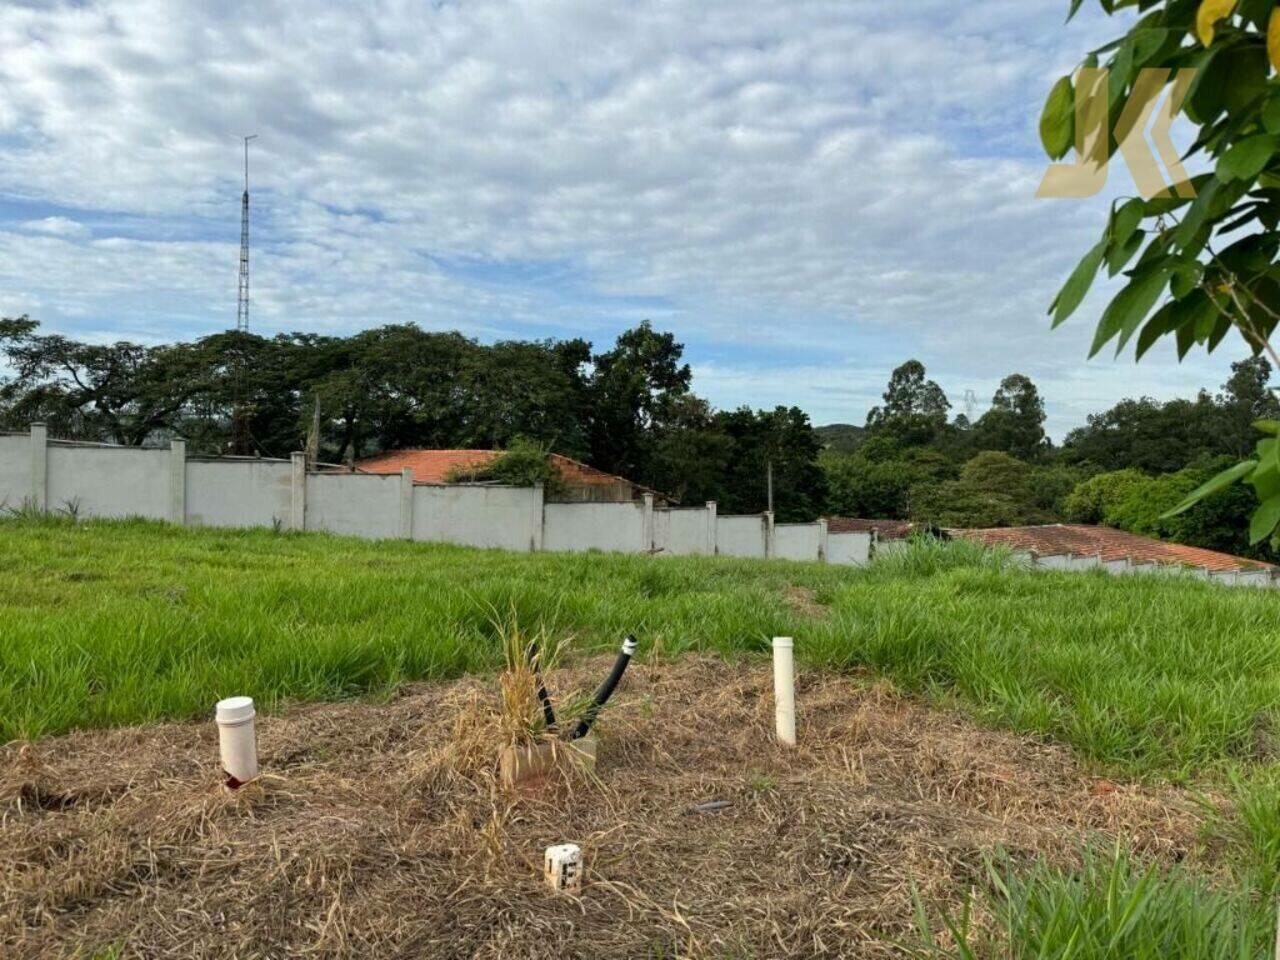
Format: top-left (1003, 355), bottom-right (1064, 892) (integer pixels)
top-left (0, 0), bottom-right (1242, 439)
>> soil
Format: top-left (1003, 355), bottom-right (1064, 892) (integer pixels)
top-left (0, 656), bottom-right (1215, 959)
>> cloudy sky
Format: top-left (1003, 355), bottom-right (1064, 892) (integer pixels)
top-left (0, 0), bottom-right (1239, 438)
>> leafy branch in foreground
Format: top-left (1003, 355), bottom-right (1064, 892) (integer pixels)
top-left (1045, 0), bottom-right (1280, 541)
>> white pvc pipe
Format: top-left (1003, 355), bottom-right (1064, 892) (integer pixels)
top-left (215, 696), bottom-right (259, 784)
top-left (772, 636), bottom-right (796, 746)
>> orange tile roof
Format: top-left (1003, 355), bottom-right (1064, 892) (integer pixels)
top-left (357, 449), bottom-right (500, 484)
top-left (952, 524), bottom-right (1274, 574)
top-left (356, 449), bottom-right (652, 491)
top-left (825, 517), bottom-right (917, 540)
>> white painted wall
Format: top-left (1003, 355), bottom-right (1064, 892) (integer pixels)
top-left (47, 444), bottom-right (169, 519)
top-left (543, 501), bottom-right (644, 553)
top-left (827, 531), bottom-right (871, 566)
top-left (414, 484), bottom-right (540, 552)
top-left (307, 472), bottom-right (401, 539)
top-left (658, 507), bottom-right (711, 556)
top-left (774, 523), bottom-right (821, 561)
top-left (717, 515), bottom-right (766, 558)
top-left (187, 460), bottom-right (292, 528)
top-left (0, 435), bottom-right (28, 509)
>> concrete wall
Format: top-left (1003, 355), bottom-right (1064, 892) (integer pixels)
top-left (187, 460), bottom-right (292, 528)
top-left (0, 435), bottom-right (29, 509)
top-left (543, 501), bottom-right (645, 553)
top-left (775, 523), bottom-right (821, 562)
top-left (307, 472), bottom-right (402, 539)
top-left (47, 444), bottom-right (170, 519)
top-left (414, 484), bottom-right (541, 552)
top-left (827, 531), bottom-right (871, 566)
top-left (657, 507), bottom-right (712, 556)
top-left (717, 515), bottom-right (766, 558)
top-left (0, 426), bottom-right (945, 570)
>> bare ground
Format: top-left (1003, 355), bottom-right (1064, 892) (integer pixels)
top-left (0, 656), bottom-right (1217, 959)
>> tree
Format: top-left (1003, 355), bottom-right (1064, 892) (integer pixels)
top-left (972, 374), bottom-right (1049, 462)
top-left (822, 447), bottom-right (955, 520)
top-left (1063, 469), bottom-right (1150, 524)
top-left (865, 360), bottom-right (951, 446)
top-left (1043, 1), bottom-right (1280, 544)
top-left (586, 321), bottom-right (692, 483)
top-left (715, 406), bottom-right (827, 521)
top-left (909, 451), bottom-right (1046, 529)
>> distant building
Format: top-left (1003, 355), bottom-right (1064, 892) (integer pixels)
top-left (952, 523), bottom-right (1275, 575)
top-left (356, 449), bottom-right (669, 504)
top-left (826, 516), bottom-right (1275, 578)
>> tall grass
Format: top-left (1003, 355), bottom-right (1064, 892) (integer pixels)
top-left (3, 516), bottom-right (1280, 787)
top-left (912, 846), bottom-right (1273, 960)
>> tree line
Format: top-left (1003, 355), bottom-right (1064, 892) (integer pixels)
top-left (0, 317), bottom-right (824, 520)
top-left (2, 315), bottom-right (1273, 556)
top-left (823, 356), bottom-right (1280, 560)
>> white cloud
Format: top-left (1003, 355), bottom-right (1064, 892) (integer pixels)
top-left (0, 0), bottom-right (1232, 437)
top-left (18, 216), bottom-right (90, 239)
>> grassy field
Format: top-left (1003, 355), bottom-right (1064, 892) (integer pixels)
top-left (4, 516), bottom-right (1280, 955)
top-left (3, 516), bottom-right (1280, 780)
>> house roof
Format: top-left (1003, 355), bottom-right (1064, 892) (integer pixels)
top-left (825, 517), bottom-right (918, 540)
top-left (952, 524), bottom-right (1274, 574)
top-left (356, 449), bottom-right (652, 491)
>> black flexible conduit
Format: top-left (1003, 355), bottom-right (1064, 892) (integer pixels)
top-left (570, 634), bottom-right (638, 741)
top-left (527, 642), bottom-right (558, 730)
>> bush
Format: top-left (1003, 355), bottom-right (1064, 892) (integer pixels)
top-left (446, 438), bottom-right (568, 497)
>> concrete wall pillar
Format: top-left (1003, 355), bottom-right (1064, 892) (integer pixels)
top-left (706, 500), bottom-right (717, 555)
top-left (764, 511), bottom-right (775, 559)
top-left (399, 467), bottom-right (414, 539)
top-left (30, 423), bottom-right (47, 511)
top-left (290, 452), bottom-right (307, 531)
top-left (168, 437), bottom-right (186, 524)
top-left (818, 517), bottom-right (829, 563)
top-left (531, 484), bottom-right (545, 552)
top-left (642, 493), bottom-right (655, 552)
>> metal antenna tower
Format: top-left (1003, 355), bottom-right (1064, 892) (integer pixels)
top-left (236, 134), bottom-right (258, 332)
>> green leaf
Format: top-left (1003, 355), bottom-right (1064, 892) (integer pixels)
top-left (1262, 93), bottom-right (1280, 134)
top-left (1174, 177), bottom-right (1221, 249)
top-left (1111, 198), bottom-right (1146, 248)
top-left (1040, 76), bottom-right (1075, 160)
top-left (1216, 134), bottom-right (1280, 181)
top-left (1162, 459), bottom-right (1257, 517)
top-left (1135, 301), bottom-right (1176, 360)
top-left (1091, 266), bottom-right (1170, 357)
top-left (1249, 496), bottom-right (1280, 543)
top-left (1254, 419), bottom-right (1280, 435)
top-left (1051, 239), bottom-right (1107, 328)
top-left (1107, 229), bottom-right (1146, 277)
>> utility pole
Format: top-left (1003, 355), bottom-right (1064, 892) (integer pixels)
top-left (766, 460), bottom-right (774, 515)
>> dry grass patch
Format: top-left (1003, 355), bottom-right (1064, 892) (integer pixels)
top-left (1, 657), bottom-right (1215, 959)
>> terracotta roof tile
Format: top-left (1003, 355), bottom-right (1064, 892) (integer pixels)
top-left (825, 517), bottom-right (917, 540)
top-left (950, 524), bottom-right (1274, 574)
top-left (355, 449), bottom-right (655, 494)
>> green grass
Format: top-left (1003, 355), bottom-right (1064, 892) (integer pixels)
top-left (912, 846), bottom-right (1273, 960)
top-left (3, 516), bottom-right (1280, 785)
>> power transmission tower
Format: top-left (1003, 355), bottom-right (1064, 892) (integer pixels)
top-left (236, 134), bottom-right (257, 332)
top-left (231, 134), bottom-right (258, 456)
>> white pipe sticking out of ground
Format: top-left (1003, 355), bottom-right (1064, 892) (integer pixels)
top-left (772, 636), bottom-right (796, 746)
top-left (215, 696), bottom-right (259, 785)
